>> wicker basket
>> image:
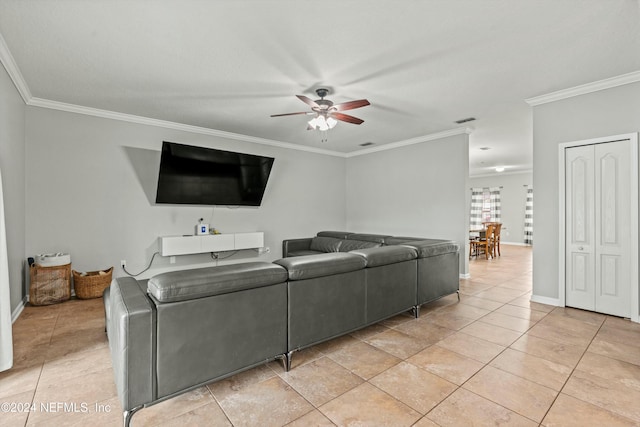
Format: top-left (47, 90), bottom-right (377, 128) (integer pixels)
top-left (73, 267), bottom-right (113, 299)
top-left (29, 263), bottom-right (72, 306)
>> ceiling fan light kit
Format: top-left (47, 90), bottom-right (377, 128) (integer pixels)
top-left (271, 88), bottom-right (370, 135)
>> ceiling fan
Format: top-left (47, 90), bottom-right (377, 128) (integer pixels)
top-left (271, 88), bottom-right (370, 131)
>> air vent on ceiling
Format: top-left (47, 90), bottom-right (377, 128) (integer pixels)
top-left (455, 117), bottom-right (476, 124)
top-left (359, 142), bottom-right (375, 147)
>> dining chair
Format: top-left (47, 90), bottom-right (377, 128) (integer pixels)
top-left (492, 222), bottom-right (502, 257)
top-left (471, 223), bottom-right (495, 259)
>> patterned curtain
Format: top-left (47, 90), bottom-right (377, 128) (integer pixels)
top-left (489, 187), bottom-right (501, 222)
top-left (524, 187), bottom-right (533, 245)
top-left (469, 188), bottom-right (484, 235)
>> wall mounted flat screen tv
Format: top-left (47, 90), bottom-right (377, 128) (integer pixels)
top-left (155, 141), bottom-right (275, 206)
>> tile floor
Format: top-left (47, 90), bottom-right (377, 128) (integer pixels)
top-left (2, 245), bottom-right (640, 426)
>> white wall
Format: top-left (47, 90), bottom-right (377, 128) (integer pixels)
top-left (532, 81), bottom-right (640, 302)
top-left (25, 107), bottom-right (347, 279)
top-left (346, 134), bottom-right (469, 275)
top-left (468, 171), bottom-right (533, 245)
top-left (0, 63), bottom-right (26, 313)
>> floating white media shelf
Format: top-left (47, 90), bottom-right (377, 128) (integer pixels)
top-left (159, 232), bottom-right (264, 256)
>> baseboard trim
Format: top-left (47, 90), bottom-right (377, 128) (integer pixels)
top-left (11, 297), bottom-right (26, 323)
top-left (530, 294), bottom-right (561, 307)
top-left (501, 242), bottom-right (532, 247)
top-left (460, 273), bottom-right (471, 279)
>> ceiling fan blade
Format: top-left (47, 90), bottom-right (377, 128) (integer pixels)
top-left (296, 95), bottom-right (320, 108)
top-left (332, 99), bottom-right (370, 111)
top-left (270, 112), bottom-right (312, 117)
top-left (331, 112), bottom-right (364, 125)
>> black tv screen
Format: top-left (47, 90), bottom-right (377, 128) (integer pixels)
top-left (155, 141), bottom-right (275, 206)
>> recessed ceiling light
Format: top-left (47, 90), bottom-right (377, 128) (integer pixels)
top-left (479, 147), bottom-right (491, 151)
top-left (495, 167), bottom-right (505, 172)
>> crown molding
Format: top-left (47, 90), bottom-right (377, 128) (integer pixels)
top-left (27, 97), bottom-right (347, 158)
top-left (525, 70), bottom-right (640, 106)
top-left (0, 32), bottom-right (32, 103)
top-left (345, 127), bottom-right (473, 158)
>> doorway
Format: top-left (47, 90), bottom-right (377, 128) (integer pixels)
top-left (558, 133), bottom-right (639, 322)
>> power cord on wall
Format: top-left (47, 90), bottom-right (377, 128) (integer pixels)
top-left (210, 251), bottom-right (238, 266)
top-left (122, 252), bottom-right (160, 277)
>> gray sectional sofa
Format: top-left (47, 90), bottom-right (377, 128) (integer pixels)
top-left (104, 231), bottom-right (459, 426)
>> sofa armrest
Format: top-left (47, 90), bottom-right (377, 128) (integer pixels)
top-left (282, 238), bottom-right (312, 257)
top-left (107, 277), bottom-right (155, 411)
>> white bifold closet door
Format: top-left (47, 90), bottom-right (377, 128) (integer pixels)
top-left (565, 139), bottom-right (631, 318)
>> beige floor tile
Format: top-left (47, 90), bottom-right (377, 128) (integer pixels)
top-left (478, 312), bottom-right (536, 333)
top-left (562, 369), bottom-right (640, 422)
top-left (285, 409), bottom-right (336, 427)
top-left (313, 334), bottom-right (360, 356)
top-left (379, 312), bottom-right (415, 328)
top-left (603, 315), bottom-right (640, 332)
top-left (459, 321), bottom-right (523, 346)
top-left (408, 345), bottom-right (484, 385)
top-left (490, 348), bottom-right (573, 391)
top-left (542, 393), bottom-right (638, 427)
top-left (26, 396), bottom-right (122, 427)
top-left (369, 361), bottom-right (456, 414)
top-left (575, 352), bottom-right (640, 391)
top-left (508, 296), bottom-right (555, 313)
top-left (548, 306), bottom-right (606, 326)
top-left (510, 334), bottom-right (585, 368)
top-left (463, 365), bottom-right (558, 423)
top-left (427, 388), bottom-right (537, 427)
top-left (458, 295), bottom-right (505, 311)
top-left (208, 364), bottom-right (277, 401)
top-left (434, 303), bottom-right (492, 320)
top-left (327, 340), bottom-right (401, 380)
top-left (38, 346), bottom-right (111, 387)
top-left (216, 376), bottom-right (313, 427)
top-left (363, 328), bottom-right (431, 359)
top-left (348, 322), bottom-right (390, 340)
top-left (595, 322), bottom-right (640, 349)
top-left (436, 332), bottom-right (506, 363)
top-left (423, 311), bottom-right (477, 331)
top-left (154, 400), bottom-right (232, 427)
top-left (473, 287), bottom-right (528, 304)
top-left (526, 322), bottom-right (594, 349)
top-left (128, 387), bottom-right (213, 427)
top-left (412, 416), bottom-right (441, 427)
top-left (319, 382), bottom-right (421, 427)
top-left (495, 304), bottom-right (549, 322)
top-left (537, 312), bottom-right (602, 336)
top-left (28, 367), bottom-right (117, 425)
top-left (393, 318), bottom-right (455, 343)
top-left (0, 365), bottom-right (42, 398)
top-left (279, 357), bottom-right (363, 406)
top-left (587, 336), bottom-right (640, 366)
top-left (45, 328), bottom-right (108, 361)
top-left (0, 389), bottom-right (34, 427)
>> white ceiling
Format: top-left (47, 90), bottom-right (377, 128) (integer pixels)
top-left (1, 1), bottom-right (639, 176)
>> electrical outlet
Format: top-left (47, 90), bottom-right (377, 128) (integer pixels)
top-left (120, 260), bottom-right (126, 268)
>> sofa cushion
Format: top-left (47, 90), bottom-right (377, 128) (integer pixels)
top-left (350, 245), bottom-right (418, 267)
top-left (274, 252), bottom-right (366, 281)
top-left (148, 262), bottom-right (288, 303)
top-left (339, 239), bottom-right (381, 252)
top-left (287, 250), bottom-right (324, 257)
top-left (383, 236), bottom-right (428, 245)
top-left (346, 233), bottom-right (391, 244)
top-left (317, 231), bottom-right (354, 239)
top-left (401, 240), bottom-right (460, 258)
top-left (309, 236), bottom-right (342, 253)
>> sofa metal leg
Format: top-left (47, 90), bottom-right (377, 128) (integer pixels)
top-left (457, 290), bottom-right (460, 301)
top-left (277, 351), bottom-right (294, 372)
top-left (412, 305), bottom-right (421, 318)
top-left (123, 406), bottom-right (143, 427)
